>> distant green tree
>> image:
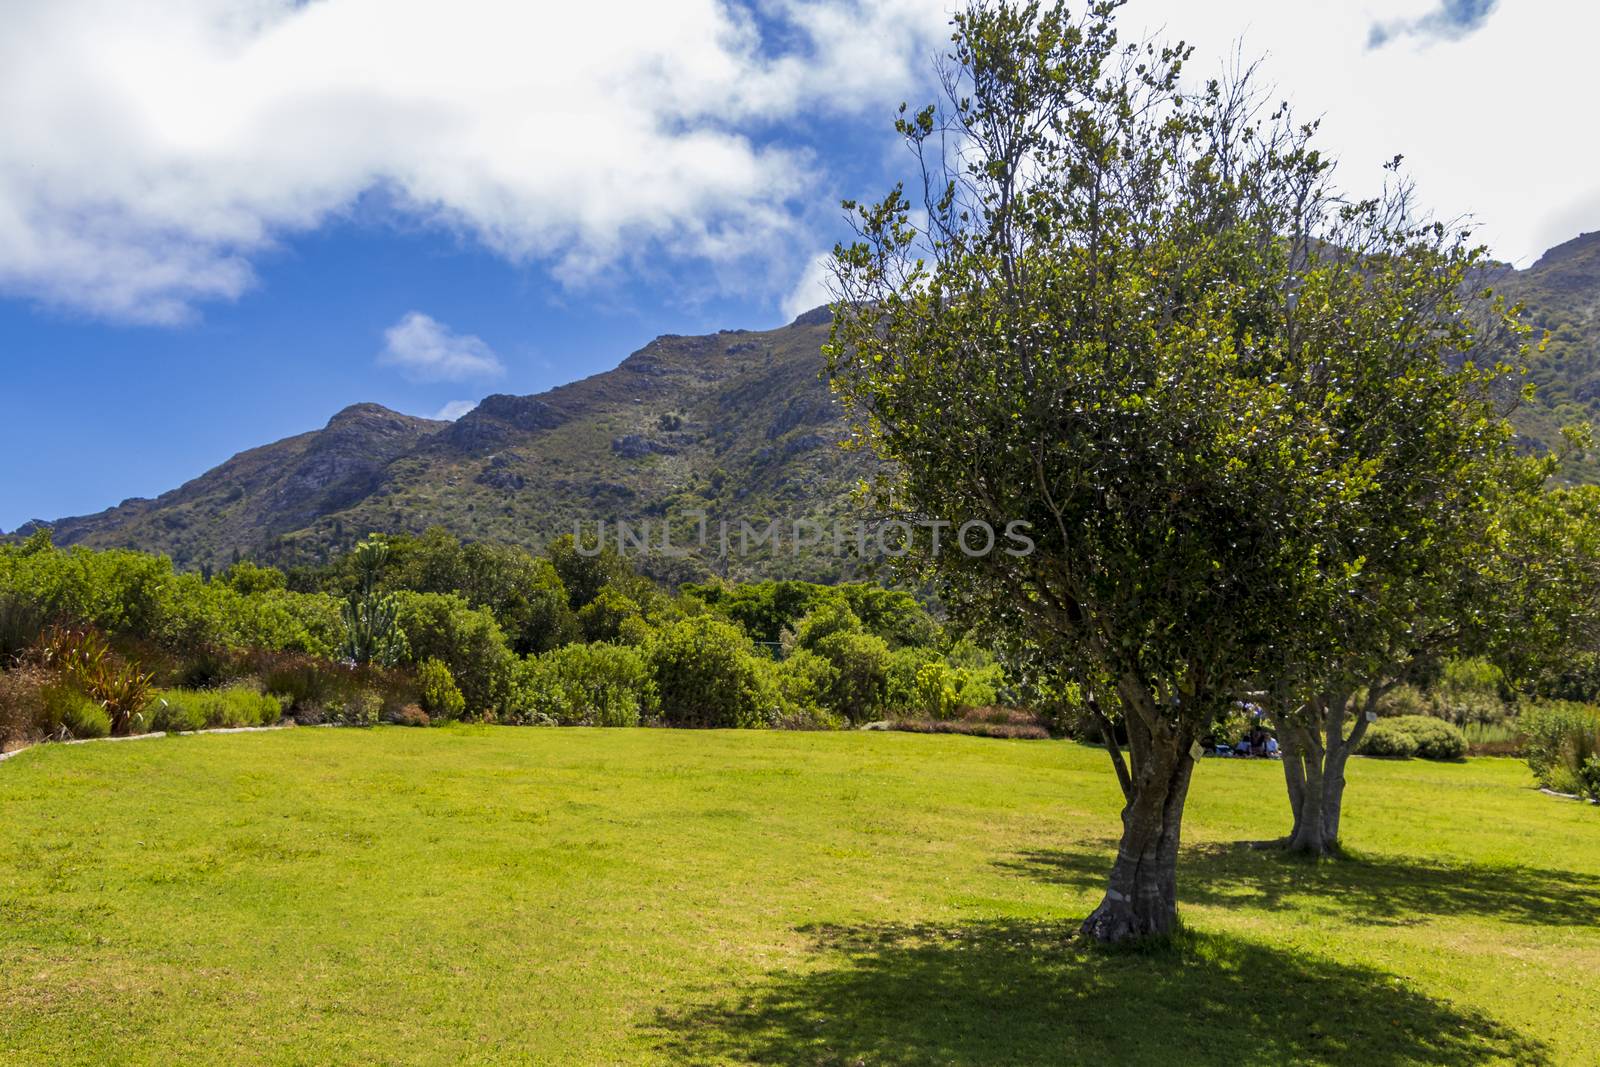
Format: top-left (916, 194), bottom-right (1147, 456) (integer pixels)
top-left (393, 591), bottom-right (515, 718)
top-left (546, 534), bottom-right (626, 611)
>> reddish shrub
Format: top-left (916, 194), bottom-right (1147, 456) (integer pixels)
top-left (385, 704), bottom-right (431, 727)
top-left (889, 705), bottom-right (1051, 740)
top-left (0, 665), bottom-right (51, 748)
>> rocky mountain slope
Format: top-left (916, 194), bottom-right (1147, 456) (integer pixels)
top-left (22, 230), bottom-right (1600, 577)
top-left (34, 308), bottom-right (873, 580)
top-left (1496, 230), bottom-right (1600, 482)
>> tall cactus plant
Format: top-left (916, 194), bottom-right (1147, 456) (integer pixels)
top-left (340, 536), bottom-right (407, 666)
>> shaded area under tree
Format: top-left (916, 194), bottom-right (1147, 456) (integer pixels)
top-left (650, 921), bottom-right (1543, 1065)
top-left (998, 841), bottom-right (1600, 930)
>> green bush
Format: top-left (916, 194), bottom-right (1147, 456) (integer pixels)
top-left (810, 630), bottom-right (890, 724)
top-left (1359, 716), bottom-right (1468, 761)
top-left (1521, 701), bottom-right (1600, 797)
top-left (955, 662), bottom-right (1004, 709)
top-left (149, 694), bottom-right (206, 733)
top-left (648, 617), bottom-right (774, 729)
top-left (771, 649), bottom-right (839, 727)
top-left (577, 587), bottom-right (644, 644)
top-left (35, 627), bottom-right (153, 736)
top-left (149, 686), bottom-right (283, 732)
top-left (394, 592), bottom-right (516, 718)
top-left (886, 646), bottom-right (941, 711)
top-left (328, 689), bottom-right (382, 727)
top-left (43, 683), bottom-right (111, 739)
top-left (515, 642), bottom-right (652, 727)
top-left (1359, 720), bottom-right (1419, 758)
top-left (913, 661), bottom-right (960, 721)
top-left (417, 658), bottom-right (466, 723)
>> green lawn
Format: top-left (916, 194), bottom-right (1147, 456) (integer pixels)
top-left (1, 728), bottom-right (1595, 1065)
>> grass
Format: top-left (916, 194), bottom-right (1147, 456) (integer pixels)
top-left (1, 728), bottom-right (1596, 1065)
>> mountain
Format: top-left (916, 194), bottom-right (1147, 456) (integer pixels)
top-left (34, 308), bottom-right (874, 581)
top-left (22, 231), bottom-right (1600, 575)
top-left (1496, 230), bottom-right (1600, 482)
top-left (35, 403), bottom-right (447, 561)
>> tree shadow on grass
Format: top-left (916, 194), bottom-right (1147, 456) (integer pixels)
top-left (999, 841), bottom-right (1600, 929)
top-left (650, 921), bottom-right (1543, 1066)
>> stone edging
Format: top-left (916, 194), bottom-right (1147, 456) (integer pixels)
top-left (0, 724), bottom-right (297, 765)
top-left (1538, 786), bottom-right (1599, 805)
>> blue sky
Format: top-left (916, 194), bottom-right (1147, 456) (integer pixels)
top-left (1, 0), bottom-right (1595, 532)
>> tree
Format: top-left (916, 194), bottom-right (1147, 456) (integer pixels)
top-left (546, 534), bottom-right (626, 611)
top-left (393, 591), bottom-right (516, 718)
top-left (647, 616), bottom-right (775, 729)
top-left (827, 0), bottom-right (1511, 939)
top-left (1234, 215), bottom-right (1539, 855)
top-left (339, 536), bottom-right (407, 666)
top-left (383, 528), bottom-right (579, 654)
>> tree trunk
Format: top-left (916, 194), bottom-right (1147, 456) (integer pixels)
top-left (1081, 691), bottom-right (1195, 943)
top-left (1275, 691), bottom-right (1376, 857)
top-left (1286, 719), bottom-right (1331, 855)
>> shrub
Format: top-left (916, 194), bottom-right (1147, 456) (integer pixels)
top-left (394, 592), bottom-right (516, 718)
top-left (149, 686), bottom-right (282, 732)
top-left (1521, 701), bottom-right (1600, 797)
top-left (0, 665), bottom-right (48, 747)
top-left (955, 663), bottom-right (1004, 709)
top-left (616, 614), bottom-right (655, 648)
top-left (648, 616), bottom-right (774, 728)
top-left (417, 658), bottom-right (466, 722)
top-left (771, 649), bottom-right (839, 727)
top-left (42, 683), bottom-right (111, 739)
top-left (912, 661), bottom-right (960, 721)
top-left (791, 601), bottom-right (864, 652)
top-left (1359, 716), bottom-right (1468, 761)
top-left (149, 693), bottom-right (205, 732)
top-left (577, 587), bottom-right (643, 644)
top-left (886, 646), bottom-right (941, 711)
top-left (810, 630), bottom-right (890, 724)
top-left (515, 642), bottom-right (652, 727)
top-left (385, 704), bottom-right (431, 727)
top-left (33, 627), bottom-right (152, 735)
top-left (328, 688), bottom-right (382, 727)
top-left (1358, 720), bottom-right (1419, 758)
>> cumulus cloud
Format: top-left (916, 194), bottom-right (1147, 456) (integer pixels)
top-left (781, 251), bottom-right (836, 321)
top-left (1117, 0), bottom-right (1599, 265)
top-left (380, 312), bottom-right (503, 383)
top-left (431, 400), bottom-right (479, 422)
top-left (0, 0), bottom-right (951, 323)
top-left (1368, 0), bottom-right (1500, 48)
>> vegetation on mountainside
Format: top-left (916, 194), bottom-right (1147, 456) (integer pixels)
top-left (15, 228), bottom-right (1600, 575)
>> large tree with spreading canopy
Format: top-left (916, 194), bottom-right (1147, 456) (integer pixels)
top-left (827, 0), bottom-right (1530, 939)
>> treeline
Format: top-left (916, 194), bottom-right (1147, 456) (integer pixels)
top-left (0, 526), bottom-right (1008, 745)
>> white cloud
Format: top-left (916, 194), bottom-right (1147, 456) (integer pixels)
top-left (380, 312), bottom-right (503, 382)
top-left (431, 400), bottom-right (478, 422)
top-left (1117, 0), bottom-right (1600, 265)
top-left (0, 0), bottom-right (953, 323)
top-left (781, 251), bottom-right (836, 321)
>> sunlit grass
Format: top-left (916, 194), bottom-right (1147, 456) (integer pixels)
top-left (1, 729), bottom-right (1594, 1064)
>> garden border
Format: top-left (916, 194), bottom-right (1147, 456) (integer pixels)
top-left (0, 723), bottom-right (297, 766)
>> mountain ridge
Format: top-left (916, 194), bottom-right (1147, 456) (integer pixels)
top-left (21, 308), bottom-right (870, 581)
top-left (17, 230), bottom-right (1600, 573)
